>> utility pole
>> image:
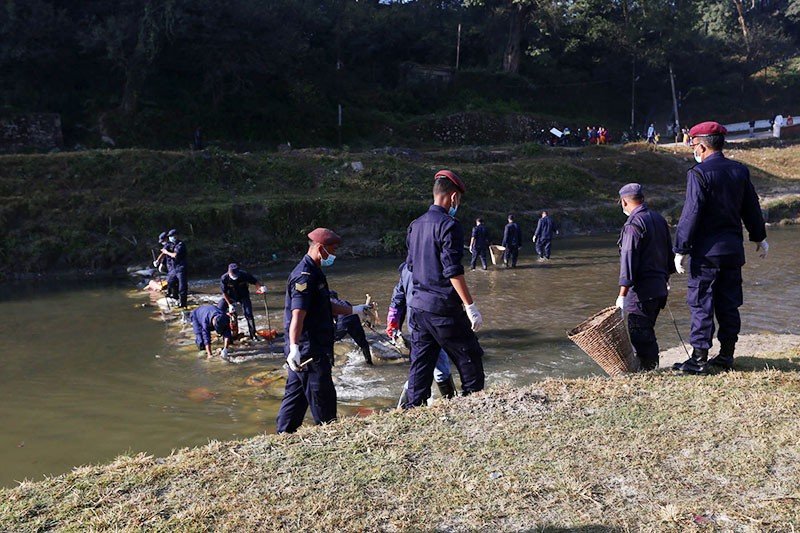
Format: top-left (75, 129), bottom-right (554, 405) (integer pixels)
top-left (456, 23), bottom-right (462, 70)
top-left (669, 63), bottom-right (680, 139)
top-left (630, 57), bottom-right (636, 135)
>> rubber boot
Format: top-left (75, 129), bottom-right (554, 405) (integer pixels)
top-left (436, 376), bottom-right (457, 399)
top-left (672, 348), bottom-right (709, 375)
top-left (247, 318), bottom-right (257, 339)
top-left (361, 345), bottom-right (373, 365)
top-left (708, 341), bottom-right (735, 370)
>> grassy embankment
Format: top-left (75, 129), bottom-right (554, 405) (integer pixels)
top-left (2, 347), bottom-right (800, 531)
top-left (1, 140), bottom-right (798, 279)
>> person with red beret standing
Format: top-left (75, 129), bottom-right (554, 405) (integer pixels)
top-left (672, 121), bottom-right (768, 374)
top-left (403, 170), bottom-right (485, 407)
top-left (276, 228), bottom-right (371, 433)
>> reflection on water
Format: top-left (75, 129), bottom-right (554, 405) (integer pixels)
top-left (0, 227), bottom-right (797, 487)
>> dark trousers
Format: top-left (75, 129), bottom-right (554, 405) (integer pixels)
top-left (168, 268), bottom-right (188, 306)
top-left (276, 355), bottom-right (337, 433)
top-left (535, 239), bottom-right (552, 259)
top-left (687, 260), bottom-right (743, 350)
top-left (189, 310), bottom-right (206, 350)
top-left (334, 317), bottom-right (371, 361)
top-left (503, 245), bottom-right (519, 267)
top-left (471, 246), bottom-right (488, 269)
top-left (406, 308), bottom-right (484, 407)
top-left (218, 296), bottom-right (256, 336)
top-left (627, 296), bottom-right (666, 370)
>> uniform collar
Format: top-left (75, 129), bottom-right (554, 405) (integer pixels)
top-left (429, 204), bottom-right (447, 214)
top-left (629, 204), bottom-right (647, 217)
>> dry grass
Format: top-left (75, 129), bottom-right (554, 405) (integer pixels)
top-left (2, 347), bottom-right (800, 531)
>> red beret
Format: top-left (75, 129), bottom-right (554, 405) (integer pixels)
top-left (689, 121), bottom-right (727, 137)
top-left (434, 170), bottom-right (466, 194)
top-left (307, 227), bottom-right (342, 246)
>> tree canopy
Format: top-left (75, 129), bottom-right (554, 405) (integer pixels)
top-left (1, 0), bottom-right (797, 148)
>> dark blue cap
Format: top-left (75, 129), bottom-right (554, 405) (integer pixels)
top-left (618, 183), bottom-right (643, 198)
top-left (168, 228), bottom-right (178, 236)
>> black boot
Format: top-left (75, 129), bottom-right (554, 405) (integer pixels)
top-left (672, 348), bottom-right (709, 375)
top-left (247, 318), bottom-right (257, 339)
top-left (708, 341), bottom-right (735, 370)
top-left (362, 345), bottom-right (373, 365)
top-left (436, 376), bottom-right (457, 399)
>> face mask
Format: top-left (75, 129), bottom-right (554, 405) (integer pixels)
top-left (622, 207), bottom-right (630, 216)
top-left (229, 273), bottom-right (239, 280)
top-left (693, 149), bottom-right (702, 164)
top-left (320, 246), bottom-right (336, 267)
top-left (169, 236), bottom-right (177, 243)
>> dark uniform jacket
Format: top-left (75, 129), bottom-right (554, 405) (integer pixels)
top-left (618, 204), bottom-right (672, 302)
top-left (502, 222), bottom-right (521, 247)
top-left (172, 240), bottom-right (188, 270)
top-left (471, 225), bottom-right (489, 250)
top-left (220, 270), bottom-right (258, 302)
top-left (534, 216), bottom-right (555, 241)
top-left (192, 305), bottom-right (228, 347)
top-left (673, 152), bottom-right (766, 265)
top-left (284, 254), bottom-right (334, 360)
top-left (405, 205), bottom-right (465, 315)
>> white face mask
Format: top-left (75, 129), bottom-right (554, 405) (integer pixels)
top-left (622, 207), bottom-right (630, 216)
top-left (693, 149), bottom-right (703, 163)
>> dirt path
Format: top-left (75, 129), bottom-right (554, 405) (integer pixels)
top-left (659, 333), bottom-right (800, 368)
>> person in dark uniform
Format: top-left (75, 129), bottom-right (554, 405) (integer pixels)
top-left (615, 183), bottom-right (673, 371)
top-left (190, 304), bottom-right (233, 359)
top-left (329, 290), bottom-right (372, 365)
top-left (469, 218), bottom-right (489, 271)
top-left (218, 263), bottom-right (266, 339)
top-left (502, 214), bottom-right (522, 268)
top-left (161, 228), bottom-right (188, 307)
top-left (533, 211), bottom-right (555, 261)
top-left (672, 121), bottom-right (768, 374)
top-left (387, 262), bottom-right (456, 404)
top-left (404, 170), bottom-right (485, 408)
top-left (276, 228), bottom-right (371, 433)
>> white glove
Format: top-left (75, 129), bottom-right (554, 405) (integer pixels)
top-left (615, 296), bottom-right (626, 312)
top-left (466, 303), bottom-right (483, 332)
top-left (532, 235), bottom-right (538, 243)
top-left (220, 348), bottom-right (229, 359)
top-left (674, 253), bottom-right (686, 274)
top-left (258, 285), bottom-right (267, 294)
top-left (756, 239), bottom-right (769, 259)
top-left (352, 304), bottom-right (372, 318)
top-left (228, 304), bottom-right (236, 313)
top-left (287, 344), bottom-right (302, 372)
top-left (153, 260), bottom-right (160, 267)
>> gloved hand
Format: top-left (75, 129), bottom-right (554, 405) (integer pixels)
top-left (674, 253), bottom-right (686, 274)
top-left (615, 296), bottom-right (626, 312)
top-left (220, 348), bottom-right (229, 359)
top-left (466, 303), bottom-right (483, 332)
top-left (256, 285), bottom-right (267, 294)
top-left (228, 304), bottom-right (236, 313)
top-left (352, 304), bottom-right (372, 318)
top-left (756, 239), bottom-right (769, 259)
top-left (153, 260), bottom-right (160, 267)
top-left (287, 343), bottom-right (302, 372)
top-left (532, 235), bottom-right (538, 243)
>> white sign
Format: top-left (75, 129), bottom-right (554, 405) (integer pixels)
top-left (550, 128), bottom-right (563, 138)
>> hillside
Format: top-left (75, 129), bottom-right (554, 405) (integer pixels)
top-left (1, 140), bottom-right (798, 280)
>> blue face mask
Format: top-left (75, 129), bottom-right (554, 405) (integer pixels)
top-left (169, 236), bottom-right (177, 243)
top-left (320, 246), bottom-right (336, 267)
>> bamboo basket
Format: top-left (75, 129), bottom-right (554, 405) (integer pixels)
top-left (488, 245), bottom-right (506, 266)
top-left (567, 306), bottom-right (639, 376)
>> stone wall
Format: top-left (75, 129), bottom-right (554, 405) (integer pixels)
top-left (0, 113), bottom-right (63, 153)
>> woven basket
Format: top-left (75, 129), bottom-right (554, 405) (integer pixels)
top-left (567, 306), bottom-right (639, 376)
top-left (489, 245), bottom-right (506, 265)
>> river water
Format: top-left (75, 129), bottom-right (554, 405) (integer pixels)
top-left (1, 228), bottom-right (797, 487)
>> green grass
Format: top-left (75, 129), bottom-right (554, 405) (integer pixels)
top-left (1, 140), bottom-right (799, 278)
